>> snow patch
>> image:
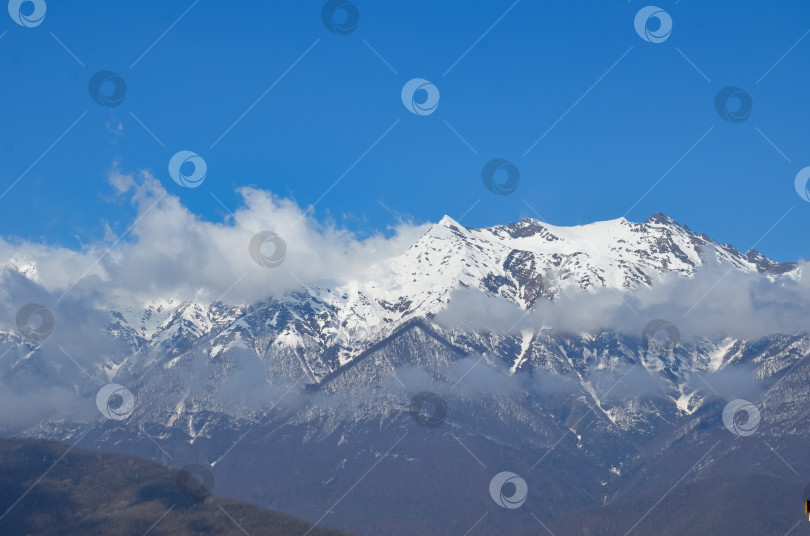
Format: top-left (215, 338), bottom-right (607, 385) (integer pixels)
top-left (510, 330), bottom-right (533, 374)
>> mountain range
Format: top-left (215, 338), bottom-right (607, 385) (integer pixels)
top-left (1, 212), bottom-right (808, 535)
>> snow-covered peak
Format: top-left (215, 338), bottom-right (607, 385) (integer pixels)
top-left (104, 213), bottom-right (796, 372)
top-left (437, 214), bottom-right (464, 230)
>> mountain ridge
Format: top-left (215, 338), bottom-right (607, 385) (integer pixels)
top-left (2, 212), bottom-right (808, 535)
top-left (96, 211), bottom-right (798, 381)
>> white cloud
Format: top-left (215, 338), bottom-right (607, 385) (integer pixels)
top-left (435, 260), bottom-right (810, 341)
top-left (0, 169), bottom-right (429, 309)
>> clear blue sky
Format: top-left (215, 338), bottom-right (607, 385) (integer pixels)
top-left (1, 0), bottom-right (809, 261)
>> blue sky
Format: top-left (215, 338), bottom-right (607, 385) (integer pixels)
top-left (1, 0), bottom-right (809, 261)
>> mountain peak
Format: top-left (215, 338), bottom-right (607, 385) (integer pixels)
top-left (645, 212), bottom-right (679, 226)
top-left (438, 214), bottom-right (463, 229)
top-left (502, 218), bottom-right (548, 238)
top-left (432, 215), bottom-right (470, 238)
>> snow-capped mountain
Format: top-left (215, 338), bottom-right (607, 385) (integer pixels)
top-left (1, 212), bottom-right (806, 536)
top-left (102, 211), bottom-right (796, 383)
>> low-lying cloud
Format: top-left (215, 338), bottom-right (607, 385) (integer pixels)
top-left (435, 258), bottom-right (810, 341)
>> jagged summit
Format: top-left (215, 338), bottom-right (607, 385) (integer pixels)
top-left (437, 214), bottom-right (463, 229)
top-left (645, 211), bottom-right (679, 225)
top-left (2, 211), bottom-right (798, 387)
top-left (89, 211), bottom-right (799, 383)
top-left (434, 212), bottom-right (687, 243)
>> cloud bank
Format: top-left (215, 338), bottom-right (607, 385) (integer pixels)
top-left (435, 258), bottom-right (810, 341)
top-left (0, 169), bottom-right (428, 309)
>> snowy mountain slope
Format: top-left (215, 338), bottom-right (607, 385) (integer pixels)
top-left (87, 212), bottom-right (796, 386)
top-left (0, 212), bottom-right (806, 536)
top-left (1, 212), bottom-right (799, 417)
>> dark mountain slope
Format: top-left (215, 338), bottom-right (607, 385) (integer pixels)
top-left (0, 437), bottom-right (349, 536)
